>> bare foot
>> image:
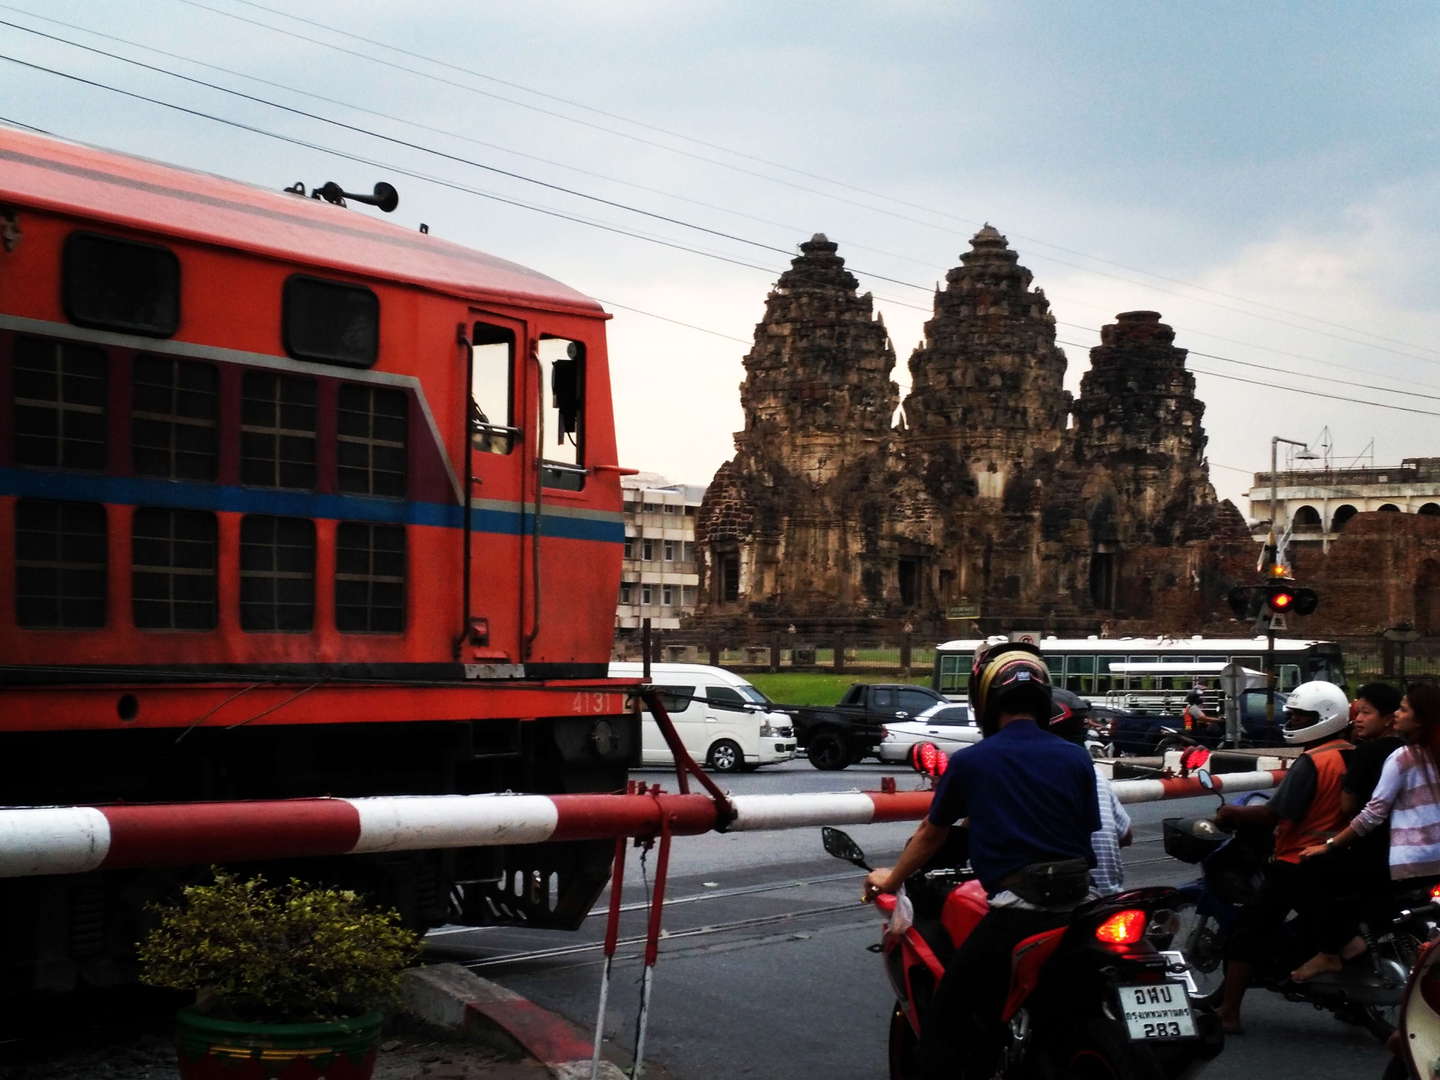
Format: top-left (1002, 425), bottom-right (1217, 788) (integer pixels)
top-left (1341, 936), bottom-right (1367, 961)
top-left (1291, 953), bottom-right (1344, 982)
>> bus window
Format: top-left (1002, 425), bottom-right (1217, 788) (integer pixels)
top-left (1233, 655), bottom-right (1263, 671)
top-left (471, 322), bottom-right (516, 455)
top-left (1066, 654), bottom-right (1095, 696)
top-left (1278, 664), bottom-right (1301, 692)
top-left (938, 654), bottom-right (968, 695)
top-left (1127, 656), bottom-right (1157, 689)
top-left (538, 336), bottom-right (585, 490)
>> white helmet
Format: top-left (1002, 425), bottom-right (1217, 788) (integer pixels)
top-left (1281, 681), bottom-right (1351, 744)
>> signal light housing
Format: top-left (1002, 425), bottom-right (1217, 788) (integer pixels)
top-left (1094, 909), bottom-right (1148, 945)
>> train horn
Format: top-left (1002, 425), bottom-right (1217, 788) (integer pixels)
top-left (316, 181), bottom-right (399, 213)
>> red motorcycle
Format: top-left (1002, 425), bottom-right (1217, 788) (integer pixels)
top-left (824, 823), bottom-right (1224, 1079)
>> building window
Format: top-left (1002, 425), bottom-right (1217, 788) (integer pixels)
top-left (662, 503), bottom-right (677, 514)
top-left (241, 372), bottom-right (317, 490)
top-left (283, 275), bottom-right (379, 368)
top-left (13, 337), bottom-right (107, 470)
top-left (619, 582), bottom-right (633, 605)
top-left (641, 539), bottom-right (655, 561)
top-left (641, 585), bottom-right (653, 605)
top-left (662, 585), bottom-right (674, 606)
top-left (623, 539), bottom-right (634, 559)
top-left (336, 522), bottom-right (406, 632)
top-left (642, 502), bottom-right (659, 512)
top-left (132, 355), bottom-right (218, 480)
top-left (663, 540), bottom-right (676, 562)
top-left (132, 508), bottom-right (217, 630)
top-left (240, 515), bottom-right (315, 632)
top-left (15, 499), bottom-right (106, 628)
top-left (63, 232), bottom-right (180, 337)
top-left (337, 384), bottom-right (408, 498)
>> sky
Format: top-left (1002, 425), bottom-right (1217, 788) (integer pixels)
top-left (4, 1), bottom-right (1438, 514)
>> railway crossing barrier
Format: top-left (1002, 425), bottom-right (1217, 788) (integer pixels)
top-left (0, 767), bottom-right (1284, 879)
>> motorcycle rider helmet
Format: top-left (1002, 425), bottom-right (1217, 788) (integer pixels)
top-left (1280, 681), bottom-right (1351, 744)
top-left (1047, 687), bottom-right (1090, 744)
top-left (1185, 691), bottom-right (1203, 706)
top-left (970, 640), bottom-right (1052, 737)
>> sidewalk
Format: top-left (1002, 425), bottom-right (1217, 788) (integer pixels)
top-left (403, 964), bottom-right (674, 1080)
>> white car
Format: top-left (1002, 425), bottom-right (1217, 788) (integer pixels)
top-left (878, 702), bottom-right (979, 762)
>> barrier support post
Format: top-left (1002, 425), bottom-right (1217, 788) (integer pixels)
top-left (591, 823), bottom-right (630, 1078)
top-left (631, 811), bottom-right (672, 1079)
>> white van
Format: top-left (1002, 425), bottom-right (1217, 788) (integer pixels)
top-left (609, 662), bottom-right (797, 773)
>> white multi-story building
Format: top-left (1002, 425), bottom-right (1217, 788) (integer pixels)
top-left (1247, 457), bottom-right (1440, 552)
top-left (617, 474), bottom-right (706, 632)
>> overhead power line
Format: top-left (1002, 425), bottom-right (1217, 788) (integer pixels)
top-left (167, 0), bottom-right (1440, 364)
top-left (7, 8), bottom-right (1437, 396)
top-left (5, 56), bottom-right (1440, 422)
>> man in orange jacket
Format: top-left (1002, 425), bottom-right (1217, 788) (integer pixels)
top-left (1213, 680), bottom-right (1352, 1033)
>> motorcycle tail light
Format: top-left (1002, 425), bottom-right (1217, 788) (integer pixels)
top-left (1429, 883), bottom-right (1440, 901)
top-left (1095, 910), bottom-right (1147, 945)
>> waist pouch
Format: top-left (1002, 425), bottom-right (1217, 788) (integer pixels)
top-left (1007, 859), bottom-right (1091, 907)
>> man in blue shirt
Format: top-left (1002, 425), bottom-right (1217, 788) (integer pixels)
top-left (863, 643), bottom-right (1100, 1080)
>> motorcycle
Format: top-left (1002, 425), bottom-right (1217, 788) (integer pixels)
top-left (824, 825), bottom-right (1224, 1079)
top-left (1164, 772), bottom-right (1437, 1041)
top-left (1384, 898), bottom-right (1440, 1080)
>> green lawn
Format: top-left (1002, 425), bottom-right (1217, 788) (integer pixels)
top-left (748, 671), bottom-right (934, 707)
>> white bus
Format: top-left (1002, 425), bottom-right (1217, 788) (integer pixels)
top-left (932, 636), bottom-right (1346, 701)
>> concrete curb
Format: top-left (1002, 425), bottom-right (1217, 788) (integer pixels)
top-left (403, 964), bottom-right (627, 1080)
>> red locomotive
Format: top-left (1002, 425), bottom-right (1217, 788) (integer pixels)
top-left (0, 126), bottom-right (638, 991)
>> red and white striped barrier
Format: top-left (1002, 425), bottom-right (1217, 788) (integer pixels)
top-left (0, 770), bottom-right (1283, 880)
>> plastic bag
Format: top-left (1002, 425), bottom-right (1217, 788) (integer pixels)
top-left (888, 884), bottom-right (915, 934)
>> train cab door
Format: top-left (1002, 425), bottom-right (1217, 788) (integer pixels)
top-left (465, 314), bottom-right (529, 662)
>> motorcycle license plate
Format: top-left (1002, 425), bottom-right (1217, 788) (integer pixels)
top-left (1117, 982), bottom-right (1196, 1040)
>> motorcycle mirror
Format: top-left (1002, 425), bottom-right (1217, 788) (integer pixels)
top-left (909, 741), bottom-right (945, 779)
top-left (821, 826), bottom-right (870, 871)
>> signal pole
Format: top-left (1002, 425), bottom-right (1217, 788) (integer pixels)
top-left (1262, 436), bottom-right (1316, 731)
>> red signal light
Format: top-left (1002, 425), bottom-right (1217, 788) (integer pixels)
top-left (1094, 909), bottom-right (1148, 945)
top-left (1429, 882), bottom-right (1440, 901)
top-left (1267, 587), bottom-right (1295, 612)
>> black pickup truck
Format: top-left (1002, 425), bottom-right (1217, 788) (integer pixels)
top-left (782, 683), bottom-right (948, 770)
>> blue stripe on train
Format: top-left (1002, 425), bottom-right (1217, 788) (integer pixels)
top-left (0, 468), bottom-right (624, 543)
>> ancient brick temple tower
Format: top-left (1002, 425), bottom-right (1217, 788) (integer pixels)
top-left (696, 226), bottom-right (1246, 636)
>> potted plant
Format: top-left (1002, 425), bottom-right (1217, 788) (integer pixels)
top-left (138, 869), bottom-right (422, 1080)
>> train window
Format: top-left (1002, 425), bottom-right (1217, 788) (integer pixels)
top-left (132, 355), bottom-right (218, 481)
top-left (239, 515), bottom-right (315, 632)
top-left (337, 384), bottom-right (407, 498)
top-left (14, 499), bottom-right (107, 628)
top-left (132, 508), bottom-right (217, 630)
top-left (241, 371), bottom-right (317, 490)
top-left (63, 232), bottom-right (180, 338)
top-left (13, 337), bottom-right (107, 470)
top-left (335, 522), bottom-right (406, 633)
top-left (283, 276), bottom-right (378, 368)
top-left (471, 322), bottom-right (516, 454)
top-left (537, 336), bottom-right (585, 490)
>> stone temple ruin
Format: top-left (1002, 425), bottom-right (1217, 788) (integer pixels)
top-left (694, 226), bottom-right (1255, 639)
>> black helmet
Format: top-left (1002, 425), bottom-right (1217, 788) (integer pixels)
top-left (1186, 691), bottom-right (1203, 706)
top-left (970, 641), bottom-right (1053, 736)
top-left (1048, 687), bottom-right (1090, 743)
